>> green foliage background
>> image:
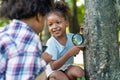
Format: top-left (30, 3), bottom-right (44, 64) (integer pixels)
top-left (0, 18), bottom-right (10, 28)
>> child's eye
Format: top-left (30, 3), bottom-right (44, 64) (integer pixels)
top-left (48, 23), bottom-right (52, 27)
top-left (56, 21), bottom-right (61, 24)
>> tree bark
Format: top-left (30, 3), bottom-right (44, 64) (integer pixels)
top-left (84, 0), bottom-right (120, 80)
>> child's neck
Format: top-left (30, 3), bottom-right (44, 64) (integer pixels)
top-left (57, 35), bottom-right (67, 46)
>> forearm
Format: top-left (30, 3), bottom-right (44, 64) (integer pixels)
top-left (50, 46), bottom-right (82, 70)
top-left (41, 52), bottom-right (52, 64)
top-left (50, 52), bottom-right (72, 70)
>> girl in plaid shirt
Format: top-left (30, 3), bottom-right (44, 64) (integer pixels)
top-left (0, 0), bottom-right (53, 80)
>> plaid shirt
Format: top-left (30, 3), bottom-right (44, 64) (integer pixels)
top-left (0, 19), bottom-right (46, 80)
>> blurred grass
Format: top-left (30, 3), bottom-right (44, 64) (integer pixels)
top-left (77, 77), bottom-right (86, 80)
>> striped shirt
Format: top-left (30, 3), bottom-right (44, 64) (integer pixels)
top-left (0, 19), bottom-right (46, 80)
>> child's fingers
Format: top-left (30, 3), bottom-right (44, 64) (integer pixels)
top-left (76, 45), bottom-right (85, 51)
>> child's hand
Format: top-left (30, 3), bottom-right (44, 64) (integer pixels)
top-left (67, 45), bottom-right (85, 57)
top-left (77, 45), bottom-right (85, 50)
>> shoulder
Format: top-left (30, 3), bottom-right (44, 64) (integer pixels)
top-left (0, 33), bottom-right (15, 53)
top-left (46, 36), bottom-right (56, 45)
top-left (0, 33), bottom-right (10, 43)
top-left (67, 33), bottom-right (74, 37)
top-left (67, 33), bottom-right (74, 39)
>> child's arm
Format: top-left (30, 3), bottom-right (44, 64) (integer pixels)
top-left (41, 52), bottom-right (52, 64)
top-left (50, 45), bottom-right (85, 70)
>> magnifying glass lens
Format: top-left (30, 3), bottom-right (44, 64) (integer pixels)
top-left (72, 34), bottom-right (84, 46)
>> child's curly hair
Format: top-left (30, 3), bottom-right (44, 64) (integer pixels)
top-left (47, 1), bottom-right (70, 20)
top-left (0, 0), bottom-right (53, 19)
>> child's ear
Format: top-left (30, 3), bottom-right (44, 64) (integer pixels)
top-left (35, 14), bottom-right (39, 21)
top-left (36, 13), bottom-right (43, 22)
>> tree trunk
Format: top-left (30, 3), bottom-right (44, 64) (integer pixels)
top-left (116, 0), bottom-right (120, 67)
top-left (84, 0), bottom-right (120, 80)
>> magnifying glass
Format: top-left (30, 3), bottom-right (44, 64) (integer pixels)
top-left (72, 34), bottom-right (84, 46)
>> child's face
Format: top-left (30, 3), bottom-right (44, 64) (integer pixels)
top-left (47, 13), bottom-right (67, 38)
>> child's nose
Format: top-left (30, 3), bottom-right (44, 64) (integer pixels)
top-left (53, 23), bottom-right (57, 28)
